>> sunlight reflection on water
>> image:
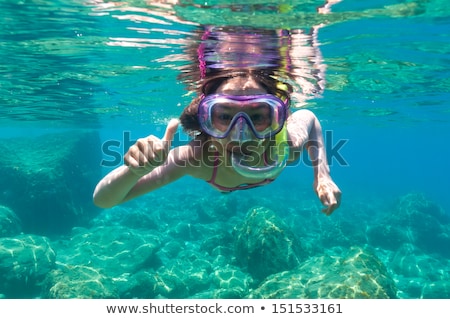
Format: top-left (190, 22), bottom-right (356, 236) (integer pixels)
top-left (1, 0), bottom-right (448, 127)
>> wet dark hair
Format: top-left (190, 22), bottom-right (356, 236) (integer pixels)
top-left (179, 69), bottom-right (292, 138)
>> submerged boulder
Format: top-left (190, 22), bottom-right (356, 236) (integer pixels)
top-left (233, 206), bottom-right (307, 281)
top-left (154, 249), bottom-right (213, 298)
top-left (249, 246), bottom-right (397, 299)
top-left (0, 205), bottom-right (22, 237)
top-left (389, 243), bottom-right (450, 298)
top-left (43, 265), bottom-right (119, 299)
top-left (43, 225), bottom-right (162, 298)
top-left (0, 234), bottom-right (56, 298)
top-left (0, 130), bottom-right (102, 235)
top-left (55, 226), bottom-right (162, 277)
top-left (366, 193), bottom-right (450, 257)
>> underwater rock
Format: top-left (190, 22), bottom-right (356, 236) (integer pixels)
top-left (0, 131), bottom-right (102, 236)
top-left (187, 266), bottom-right (253, 299)
top-left (200, 232), bottom-right (234, 255)
top-left (43, 265), bottom-right (119, 298)
top-left (389, 243), bottom-right (450, 298)
top-left (367, 193), bottom-right (450, 257)
top-left (117, 271), bottom-right (159, 299)
top-left (0, 234), bottom-right (56, 298)
top-left (0, 205), bottom-right (22, 237)
top-left (397, 276), bottom-right (450, 299)
top-left (55, 226), bottom-right (162, 278)
top-left (233, 206), bottom-right (306, 281)
top-left (248, 246), bottom-right (397, 299)
top-left (421, 280), bottom-right (450, 299)
top-left (314, 217), bottom-right (368, 252)
top-left (196, 195), bottom-right (239, 223)
top-left (395, 193), bottom-right (450, 257)
top-left (397, 193), bottom-right (450, 224)
top-left (155, 250), bottom-right (212, 298)
top-left (156, 239), bottom-right (186, 264)
top-left (201, 231), bottom-right (235, 268)
top-left (390, 243), bottom-right (443, 279)
top-left (168, 221), bottom-right (201, 241)
top-left (91, 206), bottom-right (160, 230)
top-left (210, 266), bottom-right (253, 298)
top-left (366, 224), bottom-right (410, 251)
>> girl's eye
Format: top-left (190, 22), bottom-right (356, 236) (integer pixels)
top-left (250, 113), bottom-right (270, 125)
top-left (217, 113), bottom-right (232, 123)
top-left (250, 114), bottom-right (263, 123)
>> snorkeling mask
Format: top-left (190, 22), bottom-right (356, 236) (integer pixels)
top-left (198, 94), bottom-right (287, 139)
top-left (198, 94), bottom-right (290, 179)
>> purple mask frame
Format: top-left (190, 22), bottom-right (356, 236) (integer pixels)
top-left (197, 94), bottom-right (288, 139)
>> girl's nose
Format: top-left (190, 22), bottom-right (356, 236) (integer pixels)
top-left (228, 118), bottom-right (254, 142)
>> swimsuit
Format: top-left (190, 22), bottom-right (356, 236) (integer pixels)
top-left (206, 151), bottom-right (275, 192)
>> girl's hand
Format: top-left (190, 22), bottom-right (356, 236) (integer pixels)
top-left (124, 119), bottom-right (179, 177)
top-left (314, 177), bottom-right (341, 216)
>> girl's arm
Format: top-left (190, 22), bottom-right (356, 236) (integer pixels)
top-left (287, 109), bottom-right (341, 215)
top-left (92, 146), bottom-right (191, 208)
top-left (93, 119), bottom-right (190, 208)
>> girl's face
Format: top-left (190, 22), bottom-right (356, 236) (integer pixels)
top-left (211, 77), bottom-right (269, 157)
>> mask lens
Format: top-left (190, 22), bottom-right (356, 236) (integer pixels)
top-left (211, 102), bottom-right (273, 134)
top-left (246, 102), bottom-right (273, 132)
top-left (211, 103), bottom-right (235, 133)
top-left (198, 94), bottom-right (287, 139)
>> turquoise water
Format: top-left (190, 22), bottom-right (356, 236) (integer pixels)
top-left (0, 0), bottom-right (449, 299)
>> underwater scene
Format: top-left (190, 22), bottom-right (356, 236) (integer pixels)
top-left (0, 0), bottom-right (449, 299)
